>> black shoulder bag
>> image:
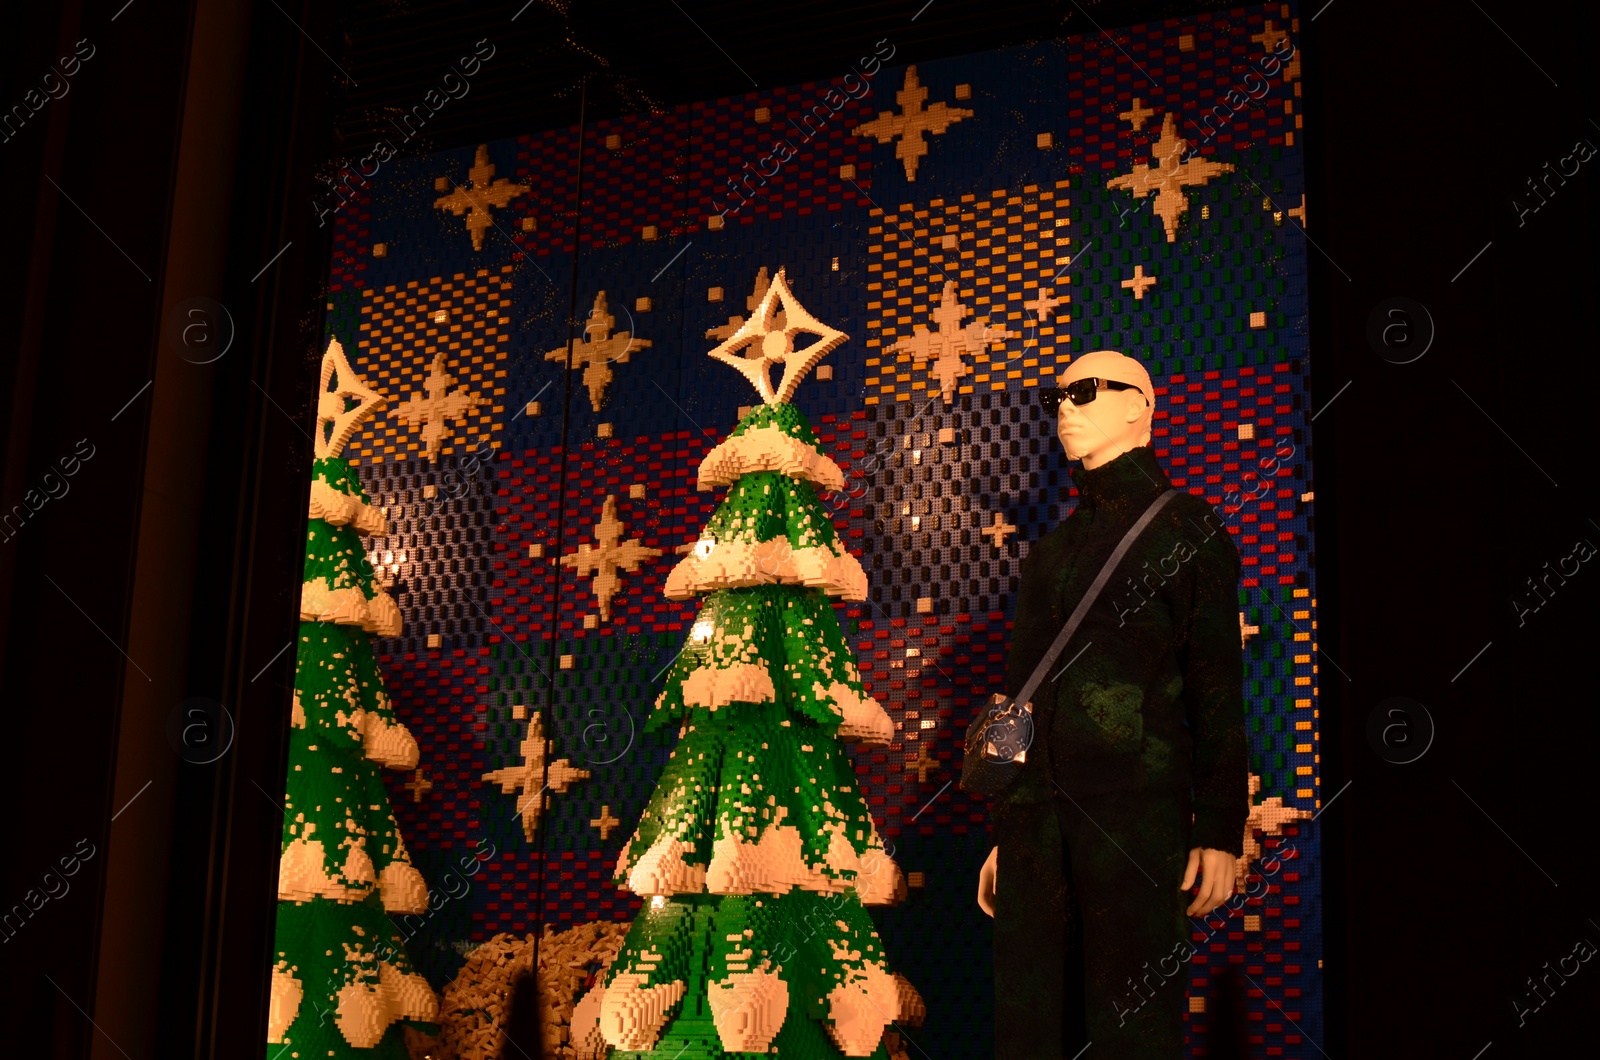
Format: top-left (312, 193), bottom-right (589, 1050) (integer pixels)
top-left (959, 488), bottom-right (1180, 797)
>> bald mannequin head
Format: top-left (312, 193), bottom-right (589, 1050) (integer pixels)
top-left (1054, 350), bottom-right (1155, 469)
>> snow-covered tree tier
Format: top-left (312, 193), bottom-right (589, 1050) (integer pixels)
top-left (300, 459), bottom-right (403, 638)
top-left (278, 620), bottom-right (426, 907)
top-left (267, 444), bottom-right (440, 1055)
top-left (664, 404), bottom-right (867, 602)
top-left (570, 397), bottom-right (925, 1058)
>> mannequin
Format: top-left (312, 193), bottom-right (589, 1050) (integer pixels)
top-left (978, 351), bottom-right (1248, 1059)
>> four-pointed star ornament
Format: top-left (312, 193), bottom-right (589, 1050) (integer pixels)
top-left (393, 350), bottom-right (489, 463)
top-left (705, 267), bottom-right (847, 405)
top-left (314, 337), bottom-right (387, 459)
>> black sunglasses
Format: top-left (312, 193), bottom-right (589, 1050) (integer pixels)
top-left (1039, 377), bottom-right (1144, 415)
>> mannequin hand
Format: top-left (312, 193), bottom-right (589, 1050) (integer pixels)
top-left (978, 846), bottom-right (997, 917)
top-left (1180, 847), bottom-right (1236, 917)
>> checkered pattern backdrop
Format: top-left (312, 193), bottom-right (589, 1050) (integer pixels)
top-left (319, 4), bottom-right (1322, 1055)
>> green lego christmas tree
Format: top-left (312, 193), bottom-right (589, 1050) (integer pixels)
top-left (567, 269), bottom-right (925, 1057)
top-left (267, 338), bottom-right (440, 1057)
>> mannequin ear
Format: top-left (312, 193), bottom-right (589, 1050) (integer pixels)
top-left (1130, 391), bottom-right (1154, 446)
top-left (1122, 390), bottom-right (1147, 423)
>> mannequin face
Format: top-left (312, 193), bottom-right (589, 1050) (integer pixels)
top-left (1055, 372), bottom-right (1151, 469)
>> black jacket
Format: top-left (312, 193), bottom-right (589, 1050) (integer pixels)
top-left (999, 444), bottom-right (1249, 855)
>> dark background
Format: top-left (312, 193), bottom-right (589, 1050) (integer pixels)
top-left (0, 1), bottom-right (1594, 1057)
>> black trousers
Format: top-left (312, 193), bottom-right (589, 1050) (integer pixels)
top-left (991, 788), bottom-right (1193, 1060)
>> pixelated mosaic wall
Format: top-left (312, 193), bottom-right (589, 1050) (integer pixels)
top-left (320, 3), bottom-right (1322, 1055)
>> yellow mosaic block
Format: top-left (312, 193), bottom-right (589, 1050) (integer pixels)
top-left (349, 266), bottom-right (511, 465)
top-left (865, 181), bottom-right (1071, 405)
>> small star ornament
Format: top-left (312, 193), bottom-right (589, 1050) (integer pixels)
top-left (561, 493), bottom-right (664, 622)
top-left (393, 351), bottom-right (489, 463)
top-left (482, 711), bottom-right (592, 843)
top-left (433, 143), bottom-right (529, 252)
top-left (706, 267), bottom-right (847, 405)
top-left (1105, 112), bottom-right (1235, 242)
top-left (314, 337), bottom-right (387, 459)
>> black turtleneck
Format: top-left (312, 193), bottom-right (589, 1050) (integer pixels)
top-left (998, 444), bottom-right (1249, 856)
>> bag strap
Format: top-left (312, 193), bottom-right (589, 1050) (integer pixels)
top-left (1011, 488), bottom-right (1181, 711)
